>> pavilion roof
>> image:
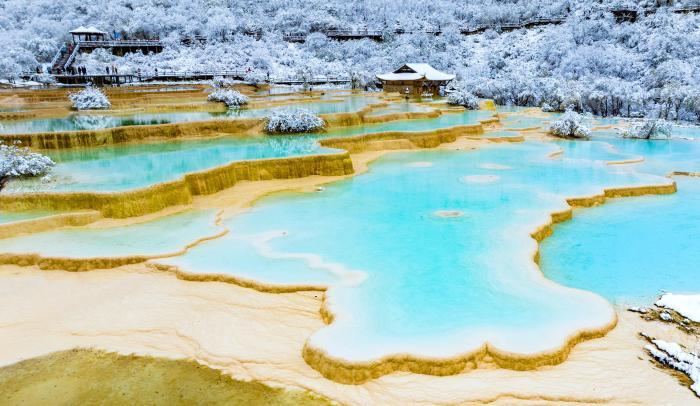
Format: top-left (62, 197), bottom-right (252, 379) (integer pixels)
top-left (70, 26), bottom-right (107, 34)
top-left (376, 63), bottom-right (455, 82)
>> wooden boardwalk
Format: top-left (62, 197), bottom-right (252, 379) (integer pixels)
top-left (21, 71), bottom-right (350, 87)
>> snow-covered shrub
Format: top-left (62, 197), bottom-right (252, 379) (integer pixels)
top-left (244, 70), bottom-right (268, 88)
top-left (622, 119), bottom-right (672, 140)
top-left (447, 90), bottom-right (479, 110)
top-left (549, 110), bottom-right (591, 139)
top-left (265, 109), bottom-right (325, 134)
top-left (0, 141), bottom-right (54, 190)
top-left (207, 89), bottom-right (249, 109)
top-left (211, 76), bottom-right (237, 88)
top-left (541, 102), bottom-right (556, 112)
top-left (350, 71), bottom-right (379, 91)
top-left (69, 87), bottom-right (111, 110)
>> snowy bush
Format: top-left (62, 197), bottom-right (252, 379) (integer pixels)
top-left (265, 109), bottom-right (325, 134)
top-left (541, 102), bottom-right (556, 112)
top-left (0, 141), bottom-right (54, 190)
top-left (447, 90), bottom-right (479, 110)
top-left (350, 71), bottom-right (379, 91)
top-left (549, 110), bottom-right (591, 139)
top-left (244, 70), bottom-right (268, 87)
top-left (211, 76), bottom-right (238, 88)
top-left (207, 89), bottom-right (249, 109)
top-left (69, 87), bottom-right (111, 110)
top-left (622, 119), bottom-right (673, 140)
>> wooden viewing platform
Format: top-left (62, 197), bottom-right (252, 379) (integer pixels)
top-left (50, 35), bottom-right (164, 74)
top-left (460, 17), bottom-right (565, 35)
top-left (21, 71), bottom-right (350, 87)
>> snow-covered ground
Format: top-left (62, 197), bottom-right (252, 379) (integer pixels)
top-left (1, 1), bottom-right (699, 122)
top-left (657, 294), bottom-right (700, 323)
top-left (646, 338), bottom-right (700, 396)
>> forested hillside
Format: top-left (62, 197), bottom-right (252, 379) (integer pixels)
top-left (1, 0), bottom-right (699, 121)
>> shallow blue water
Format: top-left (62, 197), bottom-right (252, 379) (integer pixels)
top-left (160, 141), bottom-right (667, 360)
top-left (0, 210), bottom-right (56, 224)
top-left (323, 109), bottom-right (495, 138)
top-left (5, 136), bottom-right (334, 193)
top-left (0, 210), bottom-right (220, 258)
top-left (541, 177), bottom-right (700, 305)
top-left (0, 95), bottom-right (376, 135)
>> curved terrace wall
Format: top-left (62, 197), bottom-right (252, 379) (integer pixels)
top-left (301, 181), bottom-right (676, 384)
top-left (0, 110), bottom-right (497, 217)
top-left (0, 152), bottom-right (354, 217)
top-left (0, 97), bottom-right (481, 149)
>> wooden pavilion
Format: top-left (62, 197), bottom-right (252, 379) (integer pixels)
top-left (376, 63), bottom-right (455, 96)
top-left (70, 26), bottom-right (108, 42)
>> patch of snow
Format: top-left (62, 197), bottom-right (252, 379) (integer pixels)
top-left (645, 339), bottom-right (700, 397)
top-left (656, 294), bottom-right (700, 323)
top-left (628, 306), bottom-right (649, 314)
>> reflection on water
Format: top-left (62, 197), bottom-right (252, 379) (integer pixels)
top-left (0, 95), bottom-right (377, 134)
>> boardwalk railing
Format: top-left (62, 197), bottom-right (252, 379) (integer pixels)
top-left (63, 44), bottom-right (81, 71)
top-left (460, 16), bottom-right (565, 34)
top-left (76, 39), bottom-right (163, 47)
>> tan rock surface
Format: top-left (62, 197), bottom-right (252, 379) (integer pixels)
top-left (0, 264), bottom-right (696, 405)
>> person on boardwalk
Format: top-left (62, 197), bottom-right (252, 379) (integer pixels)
top-left (106, 66), bottom-right (110, 75)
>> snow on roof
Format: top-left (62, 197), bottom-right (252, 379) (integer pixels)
top-left (377, 63), bottom-right (455, 82)
top-left (70, 26), bottom-right (106, 34)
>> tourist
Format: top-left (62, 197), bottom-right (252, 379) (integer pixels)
top-left (105, 66), bottom-right (110, 75)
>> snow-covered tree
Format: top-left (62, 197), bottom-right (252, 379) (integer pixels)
top-left (244, 70), bottom-right (268, 88)
top-left (1, 0), bottom-right (700, 123)
top-left (207, 89), bottom-right (249, 109)
top-left (447, 90), bottom-right (479, 109)
top-left (0, 142), bottom-right (54, 190)
top-left (69, 87), bottom-right (111, 110)
top-left (622, 119), bottom-right (673, 139)
top-left (549, 109), bottom-right (591, 139)
top-left (265, 108), bottom-right (325, 134)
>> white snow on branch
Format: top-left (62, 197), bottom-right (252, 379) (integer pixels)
top-left (265, 108), bottom-right (325, 134)
top-left (0, 142), bottom-right (54, 189)
top-left (69, 87), bottom-right (111, 110)
top-left (549, 109), bottom-right (591, 139)
top-left (447, 89), bottom-right (479, 110)
top-left (622, 119), bottom-right (673, 139)
top-left (207, 89), bottom-right (249, 109)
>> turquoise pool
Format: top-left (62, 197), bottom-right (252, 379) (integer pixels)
top-left (0, 95), bottom-right (377, 135)
top-left (5, 136), bottom-right (335, 193)
top-left (541, 177), bottom-right (700, 305)
top-left (0, 210), bottom-right (56, 224)
top-left (158, 141), bottom-right (668, 362)
top-left (0, 210), bottom-right (220, 258)
top-left (323, 109), bottom-right (496, 138)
